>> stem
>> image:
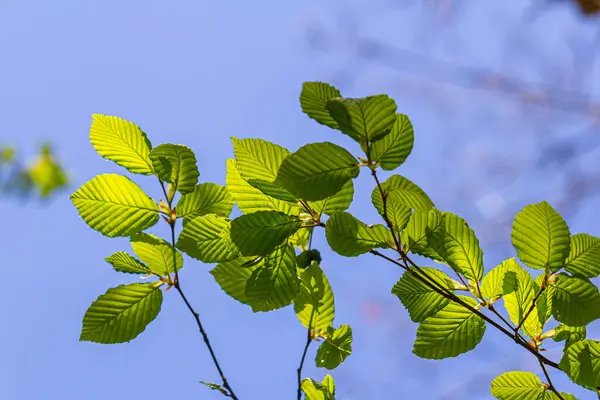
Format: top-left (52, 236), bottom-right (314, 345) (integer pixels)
top-left (515, 286), bottom-right (546, 335)
top-left (166, 205), bottom-right (239, 399)
top-left (539, 359), bottom-right (564, 400)
top-left (488, 305), bottom-right (527, 343)
top-left (297, 310), bottom-right (315, 400)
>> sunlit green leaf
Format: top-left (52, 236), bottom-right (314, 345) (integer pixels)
top-left (553, 324), bottom-right (586, 348)
top-left (80, 282), bottom-right (163, 344)
top-left (325, 212), bottom-right (393, 257)
top-left (295, 263), bottom-right (335, 333)
top-left (89, 114), bottom-right (154, 175)
top-left (230, 211), bottom-right (302, 256)
top-left (130, 233), bottom-right (182, 276)
top-left (551, 273), bottom-right (600, 327)
top-left (564, 233), bottom-right (600, 278)
top-left (245, 244), bottom-right (300, 312)
top-left (369, 113), bottom-right (414, 171)
top-left (70, 174), bottom-right (159, 237)
top-left (440, 212), bottom-right (484, 283)
top-left (327, 95), bottom-right (397, 142)
top-left (401, 208), bottom-right (445, 262)
top-left (371, 175), bottom-right (434, 217)
top-left (210, 257), bottom-right (262, 306)
top-left (502, 262), bottom-right (541, 337)
top-left (559, 340), bottom-right (600, 388)
top-left (105, 251), bottom-right (150, 275)
top-left (302, 376), bottom-right (335, 400)
top-left (413, 296), bottom-right (486, 359)
top-left (480, 258), bottom-right (520, 302)
top-left (176, 215), bottom-right (240, 263)
top-left (511, 201), bottom-right (570, 271)
top-left (490, 371), bottom-right (545, 400)
top-left (177, 183), bottom-right (233, 220)
top-left (29, 145), bottom-right (68, 197)
top-left (308, 180), bottom-right (354, 216)
top-left (275, 142), bottom-right (359, 201)
top-left (315, 324), bottom-right (352, 370)
top-left (149, 144), bottom-right (199, 194)
top-left (300, 81), bottom-right (342, 129)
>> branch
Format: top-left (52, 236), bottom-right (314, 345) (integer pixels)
top-left (515, 285), bottom-right (546, 335)
top-left (297, 310), bottom-right (315, 400)
top-left (539, 359), bottom-right (564, 400)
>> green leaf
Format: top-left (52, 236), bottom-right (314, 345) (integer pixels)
top-left (149, 144), bottom-right (199, 195)
top-left (105, 252), bottom-right (150, 275)
top-left (89, 114), bottom-right (154, 175)
top-left (391, 267), bottom-right (455, 322)
top-left (295, 263), bottom-right (335, 333)
top-left (371, 175), bottom-right (434, 217)
top-left (325, 212), bottom-right (392, 257)
top-left (289, 226), bottom-right (311, 250)
top-left (230, 211), bottom-right (302, 256)
top-left (502, 262), bottom-right (541, 337)
top-left (401, 208), bottom-right (446, 262)
top-left (551, 273), bottom-right (600, 326)
top-left (300, 81), bottom-right (342, 129)
top-left (369, 113), bottom-right (414, 171)
top-left (385, 194), bottom-right (413, 236)
top-left (297, 249), bottom-right (322, 269)
top-left (553, 324), bottom-right (586, 348)
top-left (199, 381), bottom-right (226, 393)
top-left (177, 183), bottom-right (233, 220)
top-left (176, 215), bottom-right (241, 263)
top-left (440, 212), bottom-right (484, 283)
top-left (480, 258), bottom-right (520, 302)
top-left (315, 324), bottom-right (352, 370)
top-left (231, 137), bottom-right (296, 202)
top-left (130, 233), bottom-right (182, 276)
top-left (413, 295), bottom-right (486, 359)
top-left (80, 282), bottom-right (163, 344)
top-left (326, 95), bottom-right (397, 142)
top-left (70, 174), bottom-right (159, 237)
top-left (559, 340), bottom-right (600, 388)
top-left (565, 233), bottom-right (600, 278)
top-left (245, 244), bottom-right (300, 312)
top-left (225, 159), bottom-right (300, 215)
top-left (275, 142), bottom-right (360, 201)
top-left (511, 201), bottom-right (571, 271)
top-left (308, 179), bottom-right (354, 216)
top-left (210, 257), bottom-right (262, 306)
top-left (490, 371), bottom-right (545, 400)
top-left (301, 377), bottom-right (335, 400)
top-left (535, 274), bottom-right (554, 326)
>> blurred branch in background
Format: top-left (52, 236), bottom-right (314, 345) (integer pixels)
top-left (0, 144), bottom-right (68, 200)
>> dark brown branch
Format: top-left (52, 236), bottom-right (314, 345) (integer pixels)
top-left (297, 310), bottom-right (316, 400)
top-left (539, 359), bottom-right (564, 400)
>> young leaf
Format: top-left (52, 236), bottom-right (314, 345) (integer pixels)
top-left (80, 282), bottom-right (163, 344)
top-left (502, 263), bottom-right (541, 337)
top-left (231, 137), bottom-right (296, 202)
top-left (401, 208), bottom-right (445, 262)
top-left (295, 263), bottom-right (335, 333)
top-left (413, 296), bottom-right (486, 359)
top-left (535, 273), bottom-right (555, 325)
top-left (176, 215), bottom-right (241, 263)
top-left (391, 267), bottom-right (455, 322)
top-left (301, 377), bottom-right (335, 400)
top-left (325, 212), bottom-right (393, 257)
top-left (308, 179), bottom-right (354, 216)
top-left (70, 174), bottom-right (159, 237)
top-left (439, 212), bottom-right (484, 283)
top-left (480, 258), bottom-right (520, 302)
top-left (149, 144), bottom-right (199, 194)
top-left (559, 340), bottom-right (600, 388)
top-left (327, 95), bottom-right (397, 142)
top-left (551, 273), bottom-right (600, 326)
top-left (300, 81), bottom-right (342, 129)
top-left (176, 183), bottom-right (233, 219)
top-left (130, 233), bottom-right (183, 276)
top-left (230, 211), bottom-right (302, 256)
top-left (371, 174), bottom-right (434, 216)
top-left (105, 251), bottom-right (151, 275)
top-left (89, 114), bottom-right (154, 175)
top-left (275, 142), bottom-right (360, 201)
top-left (511, 201), bottom-right (570, 271)
top-left (369, 113), bottom-right (414, 170)
top-left (553, 324), bottom-right (586, 348)
top-left (225, 159), bottom-right (300, 215)
top-left (564, 233), bottom-right (600, 278)
top-left (210, 257), bottom-right (263, 306)
top-left (315, 324), bottom-right (352, 370)
top-left (244, 244), bottom-right (300, 312)
top-left (490, 371), bottom-right (545, 400)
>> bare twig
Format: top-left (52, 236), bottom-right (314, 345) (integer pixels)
top-left (539, 359), bottom-right (564, 400)
top-left (297, 310), bottom-right (316, 400)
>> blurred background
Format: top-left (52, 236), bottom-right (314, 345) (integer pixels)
top-left (1, 1), bottom-right (598, 399)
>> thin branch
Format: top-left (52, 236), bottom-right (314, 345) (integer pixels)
top-left (515, 285), bottom-right (546, 335)
top-left (168, 218), bottom-right (239, 399)
top-left (488, 305), bottom-right (527, 343)
top-left (539, 358), bottom-right (564, 400)
top-left (297, 310), bottom-right (316, 400)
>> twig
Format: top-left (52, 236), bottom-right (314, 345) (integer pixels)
top-left (488, 305), bottom-right (527, 343)
top-left (539, 359), bottom-right (564, 400)
top-left (297, 310), bottom-right (316, 400)
top-left (515, 286), bottom-right (546, 335)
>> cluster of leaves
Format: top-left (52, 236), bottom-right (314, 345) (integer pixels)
top-left (71, 82), bottom-right (600, 399)
top-left (0, 144), bottom-right (68, 199)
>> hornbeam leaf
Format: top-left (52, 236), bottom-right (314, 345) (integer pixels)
top-left (315, 324), bottom-right (352, 370)
top-left (295, 263), bottom-right (335, 333)
top-left (130, 233), bottom-right (183, 276)
top-left (149, 144), bottom-right (199, 194)
top-left (176, 215), bottom-right (241, 263)
top-left (369, 113), bottom-right (414, 170)
top-left (300, 81), bottom-right (342, 129)
top-left (564, 233), bottom-right (600, 278)
top-left (80, 282), bottom-right (163, 344)
top-left (325, 212), bottom-right (392, 257)
top-left (327, 95), bottom-right (397, 142)
top-left (177, 183), bottom-right (233, 219)
top-left (230, 211), bottom-right (302, 256)
top-left (89, 114), bottom-right (153, 174)
top-left (70, 174), bottom-right (159, 237)
top-left (551, 273), bottom-right (600, 326)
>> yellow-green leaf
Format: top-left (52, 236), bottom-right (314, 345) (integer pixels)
top-left (149, 144), bottom-right (199, 194)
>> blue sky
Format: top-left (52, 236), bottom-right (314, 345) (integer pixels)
top-left (1, 1), bottom-right (599, 399)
